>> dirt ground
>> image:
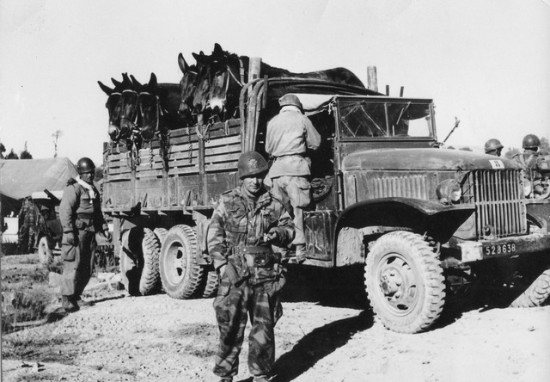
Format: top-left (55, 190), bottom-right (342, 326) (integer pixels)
top-left (2, 254), bottom-right (550, 382)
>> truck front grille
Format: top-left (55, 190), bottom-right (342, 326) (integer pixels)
top-left (462, 170), bottom-right (527, 238)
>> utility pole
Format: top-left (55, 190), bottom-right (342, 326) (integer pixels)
top-left (52, 130), bottom-right (62, 158)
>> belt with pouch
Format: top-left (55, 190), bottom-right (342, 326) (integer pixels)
top-left (75, 213), bottom-right (94, 230)
top-left (230, 245), bottom-right (282, 285)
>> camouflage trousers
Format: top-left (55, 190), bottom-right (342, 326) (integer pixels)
top-left (213, 270), bottom-right (285, 378)
top-left (60, 229), bottom-right (96, 297)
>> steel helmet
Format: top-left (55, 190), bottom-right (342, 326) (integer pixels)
top-left (522, 134), bottom-right (540, 150)
top-left (484, 138), bottom-right (503, 154)
top-left (77, 157), bottom-right (96, 174)
top-left (279, 94), bottom-right (303, 110)
top-left (238, 151), bottom-right (268, 179)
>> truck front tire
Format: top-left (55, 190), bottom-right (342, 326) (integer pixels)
top-left (510, 268), bottom-right (550, 308)
top-left (365, 231), bottom-right (446, 334)
top-left (159, 224), bottom-right (204, 299)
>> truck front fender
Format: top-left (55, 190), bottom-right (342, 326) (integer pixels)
top-left (334, 197), bottom-right (475, 254)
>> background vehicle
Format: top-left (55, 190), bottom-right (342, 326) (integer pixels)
top-left (102, 76), bottom-right (550, 333)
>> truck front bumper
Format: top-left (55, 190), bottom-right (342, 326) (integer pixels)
top-left (456, 233), bottom-right (550, 263)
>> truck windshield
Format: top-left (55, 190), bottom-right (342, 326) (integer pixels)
top-left (337, 99), bottom-right (434, 139)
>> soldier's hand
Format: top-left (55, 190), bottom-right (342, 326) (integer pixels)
top-left (65, 232), bottom-right (77, 246)
top-left (103, 230), bottom-right (112, 242)
top-left (264, 230), bottom-right (278, 244)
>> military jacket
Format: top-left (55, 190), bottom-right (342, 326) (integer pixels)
top-left (59, 179), bottom-right (107, 234)
top-left (265, 106), bottom-right (321, 178)
top-left (207, 186), bottom-right (294, 270)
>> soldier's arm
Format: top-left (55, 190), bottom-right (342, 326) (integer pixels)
top-left (207, 198), bottom-right (228, 270)
top-left (304, 116), bottom-right (322, 151)
top-left (59, 185), bottom-right (78, 233)
top-left (269, 208), bottom-right (295, 248)
top-left (264, 120), bottom-right (275, 156)
top-left (93, 186), bottom-right (109, 233)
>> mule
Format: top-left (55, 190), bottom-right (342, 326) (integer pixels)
top-left (135, 73), bottom-right (181, 141)
top-left (177, 53), bottom-right (200, 126)
top-left (201, 43), bottom-right (366, 121)
top-left (98, 73), bottom-right (134, 140)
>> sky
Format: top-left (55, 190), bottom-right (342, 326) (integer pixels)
top-left (0, 0), bottom-right (549, 165)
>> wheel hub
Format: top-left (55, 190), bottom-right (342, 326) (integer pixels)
top-left (378, 254), bottom-right (417, 312)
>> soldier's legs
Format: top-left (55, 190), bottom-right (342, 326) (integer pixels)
top-left (75, 231), bottom-right (96, 297)
top-left (271, 176), bottom-right (310, 248)
top-left (60, 230), bottom-right (94, 298)
top-left (213, 277), bottom-right (251, 379)
top-left (19, 225), bottom-right (29, 253)
top-left (247, 282), bottom-right (283, 377)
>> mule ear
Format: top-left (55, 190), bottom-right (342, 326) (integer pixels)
top-left (148, 73), bottom-right (158, 89)
top-left (98, 81), bottom-right (114, 95)
top-left (178, 53), bottom-right (188, 73)
top-left (111, 77), bottom-right (122, 89)
top-left (121, 73), bottom-right (133, 88)
top-left (193, 52), bottom-right (211, 65)
top-left (213, 43), bottom-right (223, 55)
top-left (130, 75), bottom-right (143, 91)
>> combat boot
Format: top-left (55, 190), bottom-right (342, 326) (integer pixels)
top-left (62, 295), bottom-right (79, 313)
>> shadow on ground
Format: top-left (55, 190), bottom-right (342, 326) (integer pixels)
top-left (271, 310), bottom-right (373, 382)
top-left (281, 264), bottom-right (368, 310)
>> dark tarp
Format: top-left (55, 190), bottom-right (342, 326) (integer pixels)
top-left (0, 158), bottom-right (78, 215)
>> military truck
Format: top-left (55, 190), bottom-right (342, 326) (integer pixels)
top-left (102, 77), bottom-right (550, 333)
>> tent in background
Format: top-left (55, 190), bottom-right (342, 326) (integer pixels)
top-left (0, 157), bottom-right (78, 216)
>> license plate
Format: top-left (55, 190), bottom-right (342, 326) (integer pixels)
top-left (483, 243), bottom-right (517, 257)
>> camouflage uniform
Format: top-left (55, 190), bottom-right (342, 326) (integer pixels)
top-left (59, 178), bottom-right (108, 299)
top-left (18, 198), bottom-right (39, 253)
top-left (207, 185), bottom-right (294, 380)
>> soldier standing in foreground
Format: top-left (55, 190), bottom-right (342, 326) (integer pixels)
top-left (484, 138), bottom-right (503, 157)
top-left (265, 93), bottom-right (321, 262)
top-left (207, 151), bottom-right (295, 382)
top-left (59, 157), bottom-right (111, 312)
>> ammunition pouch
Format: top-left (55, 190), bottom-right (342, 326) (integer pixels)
top-left (75, 214), bottom-right (94, 231)
top-left (229, 245), bottom-right (282, 286)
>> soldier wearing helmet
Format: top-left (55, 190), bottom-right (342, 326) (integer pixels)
top-left (484, 138), bottom-right (503, 157)
top-left (59, 157), bottom-right (111, 312)
top-left (207, 151), bottom-right (295, 382)
top-left (264, 93), bottom-right (321, 263)
top-left (514, 134), bottom-right (541, 170)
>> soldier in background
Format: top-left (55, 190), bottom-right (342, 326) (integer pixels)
top-left (484, 138), bottom-right (503, 157)
top-left (265, 93), bottom-right (321, 263)
top-left (18, 196), bottom-right (39, 253)
top-left (514, 134), bottom-right (541, 169)
top-left (59, 157), bottom-right (111, 312)
top-left (207, 151), bottom-right (295, 382)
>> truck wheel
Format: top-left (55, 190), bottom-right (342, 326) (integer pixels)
top-left (139, 228), bottom-right (161, 296)
top-left (154, 228), bottom-right (168, 245)
top-left (510, 269), bottom-right (550, 308)
top-left (159, 225), bottom-right (204, 299)
top-left (37, 236), bottom-right (53, 269)
top-left (201, 269), bottom-right (219, 298)
top-left (365, 231), bottom-right (446, 334)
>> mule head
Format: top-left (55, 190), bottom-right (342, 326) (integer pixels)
top-left (98, 77), bottom-right (125, 140)
top-left (137, 73), bottom-right (166, 140)
top-left (206, 44), bottom-right (245, 121)
top-left (178, 53), bottom-right (200, 125)
top-left (119, 87), bottom-right (140, 140)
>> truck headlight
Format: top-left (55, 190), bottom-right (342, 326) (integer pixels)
top-left (436, 179), bottom-right (462, 204)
